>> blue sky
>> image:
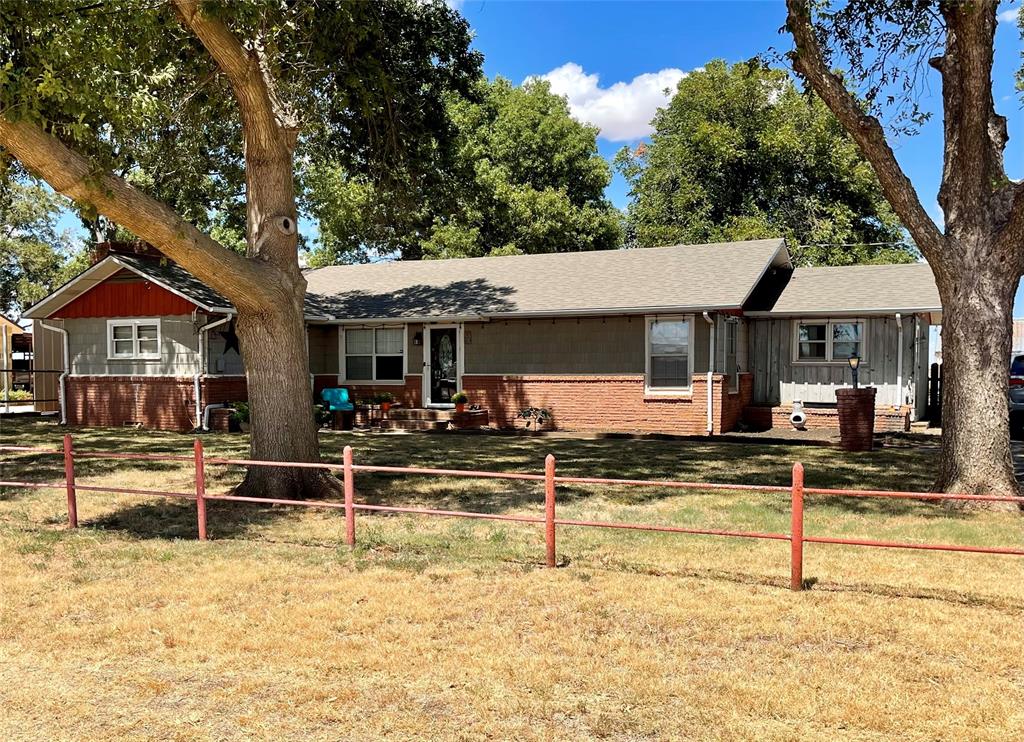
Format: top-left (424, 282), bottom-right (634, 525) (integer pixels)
top-left (456, 0), bottom-right (1024, 311)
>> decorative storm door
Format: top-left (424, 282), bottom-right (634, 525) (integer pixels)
top-left (427, 327), bottom-right (458, 404)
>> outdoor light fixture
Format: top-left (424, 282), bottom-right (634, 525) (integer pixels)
top-left (412, 332), bottom-right (423, 346)
top-left (848, 355), bottom-right (861, 389)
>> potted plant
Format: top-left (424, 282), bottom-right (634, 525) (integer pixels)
top-left (517, 406), bottom-right (551, 431)
top-left (230, 401), bottom-right (251, 433)
top-left (376, 392), bottom-right (395, 413)
top-left (452, 390), bottom-right (469, 413)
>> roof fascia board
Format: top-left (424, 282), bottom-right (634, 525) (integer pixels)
top-left (745, 306), bottom-right (942, 317)
top-left (21, 258), bottom-right (123, 318)
top-left (322, 304), bottom-right (743, 324)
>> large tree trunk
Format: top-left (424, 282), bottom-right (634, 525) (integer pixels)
top-left (235, 300), bottom-right (337, 500)
top-left (785, 0), bottom-right (1023, 507)
top-left (935, 256), bottom-right (1018, 506)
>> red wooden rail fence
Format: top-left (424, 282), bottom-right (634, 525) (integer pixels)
top-left (1, 434), bottom-right (1023, 591)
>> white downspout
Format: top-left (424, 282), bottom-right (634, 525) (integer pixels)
top-left (911, 315), bottom-right (920, 421)
top-left (895, 313), bottom-right (903, 410)
top-left (2, 329), bottom-right (9, 414)
top-left (702, 312), bottom-right (715, 435)
top-left (196, 315), bottom-right (232, 430)
top-left (40, 320), bottom-right (69, 425)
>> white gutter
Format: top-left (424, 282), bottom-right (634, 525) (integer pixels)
top-left (39, 320), bottom-right (69, 425)
top-left (702, 312), bottom-right (715, 435)
top-left (196, 314), bottom-right (232, 429)
top-left (895, 313), bottom-right (903, 409)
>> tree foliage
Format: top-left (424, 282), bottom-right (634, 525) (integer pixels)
top-left (615, 60), bottom-right (915, 266)
top-left (0, 0), bottom-right (482, 498)
top-left (0, 173), bottom-right (85, 316)
top-left (307, 77), bottom-right (622, 266)
top-left (0, 0), bottom-right (481, 248)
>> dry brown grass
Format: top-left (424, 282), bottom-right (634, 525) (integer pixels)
top-left (2, 418), bottom-right (1024, 740)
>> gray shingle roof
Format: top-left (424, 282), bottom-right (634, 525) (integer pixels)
top-left (303, 239), bottom-right (789, 320)
top-left (112, 254), bottom-right (231, 310)
top-left (755, 262), bottom-right (941, 315)
top-left (113, 254), bottom-right (332, 317)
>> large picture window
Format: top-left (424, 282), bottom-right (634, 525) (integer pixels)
top-left (646, 316), bottom-right (691, 391)
top-left (344, 326), bottom-right (405, 382)
top-left (795, 319), bottom-right (865, 363)
top-left (107, 319), bottom-right (161, 360)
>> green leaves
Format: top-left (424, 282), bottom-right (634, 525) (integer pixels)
top-left (617, 60), bottom-right (914, 266)
top-left (308, 76), bottom-right (622, 264)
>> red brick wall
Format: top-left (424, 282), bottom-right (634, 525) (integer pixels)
top-left (328, 375), bottom-right (422, 407)
top-left (742, 403), bottom-right (910, 432)
top-left (461, 373), bottom-right (745, 435)
top-left (66, 376), bottom-right (197, 431)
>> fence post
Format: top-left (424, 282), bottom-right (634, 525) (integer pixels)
top-left (545, 454), bottom-right (556, 568)
top-left (343, 445), bottom-right (355, 547)
top-left (63, 433), bottom-right (77, 528)
top-left (194, 438), bottom-right (207, 541)
top-left (790, 462), bottom-right (804, 591)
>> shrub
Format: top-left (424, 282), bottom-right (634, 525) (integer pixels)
top-left (2, 389), bottom-right (32, 402)
top-left (229, 401), bottom-right (250, 424)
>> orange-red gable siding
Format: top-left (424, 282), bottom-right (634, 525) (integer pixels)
top-left (52, 274), bottom-right (197, 318)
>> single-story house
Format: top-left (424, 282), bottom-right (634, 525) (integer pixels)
top-left (23, 238), bottom-right (942, 435)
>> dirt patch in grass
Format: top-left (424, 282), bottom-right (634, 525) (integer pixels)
top-left (2, 418), bottom-right (1023, 740)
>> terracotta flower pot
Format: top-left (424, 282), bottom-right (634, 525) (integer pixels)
top-left (455, 403), bottom-right (466, 413)
top-left (381, 402), bottom-right (391, 413)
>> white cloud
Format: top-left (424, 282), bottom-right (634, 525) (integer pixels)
top-left (530, 63), bottom-right (688, 141)
top-left (998, 6), bottom-right (1020, 23)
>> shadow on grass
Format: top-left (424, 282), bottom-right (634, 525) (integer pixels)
top-left (86, 499), bottom-right (298, 540)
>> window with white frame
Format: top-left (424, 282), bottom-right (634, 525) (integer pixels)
top-left (795, 319), bottom-right (865, 362)
top-left (107, 319), bottom-right (161, 360)
top-left (646, 316), bottom-right (691, 390)
top-left (344, 327), bottom-right (404, 381)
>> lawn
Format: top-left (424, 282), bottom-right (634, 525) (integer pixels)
top-left (2, 418), bottom-right (1023, 740)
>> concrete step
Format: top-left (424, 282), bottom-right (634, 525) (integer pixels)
top-left (380, 418), bottom-right (449, 431)
top-left (387, 408), bottom-right (453, 421)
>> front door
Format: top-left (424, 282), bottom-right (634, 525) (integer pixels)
top-left (427, 327), bottom-right (459, 405)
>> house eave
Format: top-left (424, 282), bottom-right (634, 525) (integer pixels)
top-left (745, 306), bottom-right (943, 318)
top-left (320, 303), bottom-right (745, 325)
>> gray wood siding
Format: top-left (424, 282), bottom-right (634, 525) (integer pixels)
top-left (463, 315), bottom-right (712, 376)
top-left (307, 325), bottom-right (339, 375)
top-left (748, 315), bottom-right (924, 410)
top-left (66, 315), bottom-right (200, 376)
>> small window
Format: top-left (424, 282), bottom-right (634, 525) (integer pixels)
top-left (107, 319), bottom-right (161, 360)
top-left (647, 317), bottom-right (691, 390)
top-left (795, 319), bottom-right (866, 363)
top-left (344, 326), bottom-right (404, 382)
top-left (725, 319), bottom-right (739, 390)
top-left (797, 323), bottom-right (828, 361)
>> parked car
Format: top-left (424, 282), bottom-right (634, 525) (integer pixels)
top-left (1010, 355), bottom-right (1024, 439)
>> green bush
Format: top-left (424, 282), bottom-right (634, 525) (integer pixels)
top-left (2, 389), bottom-right (32, 402)
top-left (229, 401), bottom-right (250, 424)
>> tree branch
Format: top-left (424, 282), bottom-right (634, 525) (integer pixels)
top-left (933, 1), bottom-right (1004, 232)
top-left (785, 0), bottom-right (946, 261)
top-left (171, 0), bottom-right (300, 266)
top-left (171, 0), bottom-right (287, 155)
top-left (0, 114), bottom-right (274, 312)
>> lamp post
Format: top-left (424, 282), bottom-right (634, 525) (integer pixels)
top-left (848, 355), bottom-right (861, 389)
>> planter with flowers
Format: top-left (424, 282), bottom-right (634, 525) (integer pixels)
top-left (451, 390), bottom-right (469, 413)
